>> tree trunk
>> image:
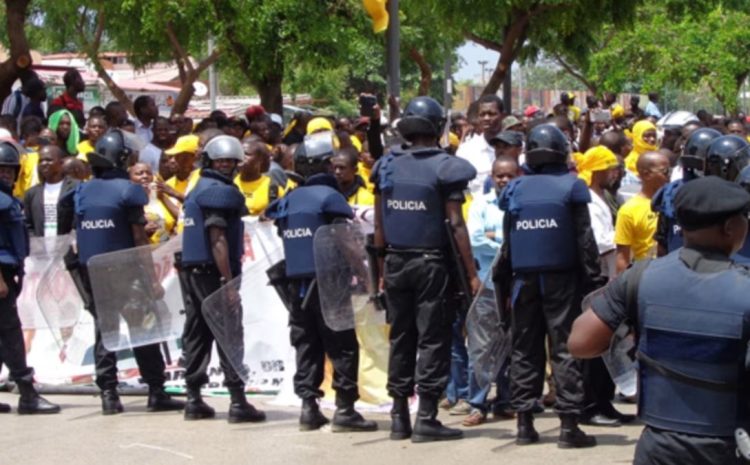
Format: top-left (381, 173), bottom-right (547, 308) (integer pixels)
top-left (257, 75), bottom-right (283, 114)
top-left (171, 82), bottom-right (195, 116)
top-left (0, 0), bottom-right (32, 103)
top-left (481, 12), bottom-right (531, 96)
top-left (408, 47), bottom-right (432, 96)
top-left (89, 56), bottom-right (134, 115)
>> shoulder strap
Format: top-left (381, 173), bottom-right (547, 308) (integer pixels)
top-left (626, 258), bottom-right (651, 318)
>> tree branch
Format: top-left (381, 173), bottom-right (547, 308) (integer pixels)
top-left (553, 52), bottom-right (597, 94)
top-left (408, 47), bottom-right (432, 96)
top-left (464, 32), bottom-right (502, 52)
top-left (165, 21), bottom-right (195, 74)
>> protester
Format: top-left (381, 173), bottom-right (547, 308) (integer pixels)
top-left (128, 162), bottom-right (179, 243)
top-left (331, 146), bottom-right (373, 206)
top-left (623, 120), bottom-right (657, 182)
top-left (76, 115), bottom-right (107, 161)
top-left (615, 151), bottom-right (670, 273)
top-left (133, 95), bottom-right (158, 144)
top-left (47, 68), bottom-right (86, 128)
top-left (48, 109), bottom-right (79, 157)
top-left (23, 145), bottom-right (78, 237)
top-left (234, 139), bottom-right (284, 216)
top-left (457, 95), bottom-right (504, 196)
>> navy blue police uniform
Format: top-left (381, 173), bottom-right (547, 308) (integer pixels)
top-left (653, 128), bottom-right (722, 255)
top-left (180, 169), bottom-right (247, 391)
top-left (0, 143), bottom-right (60, 414)
top-left (494, 124), bottom-right (601, 447)
top-left (265, 175), bottom-right (359, 405)
top-left (69, 171), bottom-right (169, 392)
top-left (590, 176), bottom-right (750, 465)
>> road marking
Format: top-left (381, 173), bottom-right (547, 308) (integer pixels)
top-left (120, 443), bottom-right (194, 459)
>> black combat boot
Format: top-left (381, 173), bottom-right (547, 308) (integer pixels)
top-left (227, 387), bottom-right (266, 423)
top-left (558, 413), bottom-right (597, 449)
top-left (100, 388), bottom-right (123, 415)
top-left (0, 402), bottom-right (10, 413)
top-left (299, 397), bottom-right (329, 431)
top-left (331, 397), bottom-right (378, 432)
top-left (147, 386), bottom-right (186, 412)
top-left (390, 397), bottom-right (412, 440)
top-left (516, 410), bottom-right (540, 445)
top-left (183, 385), bottom-right (215, 420)
top-left (411, 396), bottom-right (463, 443)
top-left (16, 380), bottom-right (60, 415)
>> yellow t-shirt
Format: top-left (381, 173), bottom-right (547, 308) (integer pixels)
top-left (234, 174), bottom-right (284, 216)
top-left (462, 191), bottom-right (473, 223)
top-left (14, 151), bottom-right (39, 198)
top-left (615, 194), bottom-right (657, 260)
top-left (357, 162), bottom-right (374, 192)
top-left (144, 198), bottom-right (177, 244)
top-left (166, 169), bottom-right (201, 197)
top-left (76, 140), bottom-right (95, 163)
top-left (346, 185), bottom-right (374, 207)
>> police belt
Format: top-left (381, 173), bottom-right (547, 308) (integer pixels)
top-left (184, 263), bottom-right (221, 275)
top-left (385, 246), bottom-right (445, 257)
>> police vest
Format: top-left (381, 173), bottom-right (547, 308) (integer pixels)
top-left (502, 174), bottom-right (585, 272)
top-left (653, 180), bottom-right (684, 253)
top-left (637, 252), bottom-right (750, 437)
top-left (181, 171), bottom-right (246, 276)
top-left (74, 177), bottom-right (146, 266)
top-left (0, 187), bottom-right (29, 269)
top-left (268, 184), bottom-right (352, 278)
top-left (376, 147), bottom-right (475, 249)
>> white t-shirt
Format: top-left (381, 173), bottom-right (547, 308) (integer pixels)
top-left (587, 189), bottom-right (616, 279)
top-left (43, 181), bottom-right (63, 237)
top-left (456, 133), bottom-right (495, 197)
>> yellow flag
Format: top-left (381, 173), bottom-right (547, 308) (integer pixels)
top-left (363, 0), bottom-right (389, 33)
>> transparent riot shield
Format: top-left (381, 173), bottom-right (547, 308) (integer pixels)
top-left (467, 270), bottom-right (511, 390)
top-left (313, 223), bottom-right (378, 332)
top-left (87, 236), bottom-right (184, 351)
top-left (35, 236), bottom-right (84, 330)
top-left (18, 236), bottom-right (74, 329)
top-left (201, 258), bottom-right (288, 385)
top-left (581, 287), bottom-right (638, 397)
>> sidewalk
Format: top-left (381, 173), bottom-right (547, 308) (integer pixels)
top-left (1, 393), bottom-right (641, 465)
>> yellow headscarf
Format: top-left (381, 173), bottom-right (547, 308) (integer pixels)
top-left (574, 145), bottom-right (619, 186)
top-left (625, 120), bottom-right (657, 175)
top-left (306, 117), bottom-right (334, 135)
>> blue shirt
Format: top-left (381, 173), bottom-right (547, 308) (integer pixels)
top-left (467, 190), bottom-right (504, 282)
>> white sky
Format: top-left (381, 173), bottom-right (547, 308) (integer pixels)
top-left (455, 41), bottom-right (500, 84)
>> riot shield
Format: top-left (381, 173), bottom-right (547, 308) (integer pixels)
top-left (467, 269), bottom-right (511, 390)
top-left (35, 236), bottom-right (84, 330)
top-left (201, 258), bottom-right (289, 385)
top-left (581, 288), bottom-right (638, 397)
top-left (87, 236), bottom-right (184, 351)
top-left (313, 222), bottom-right (380, 332)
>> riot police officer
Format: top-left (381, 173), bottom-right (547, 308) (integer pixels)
top-left (652, 128), bottom-right (722, 256)
top-left (179, 135), bottom-right (265, 423)
top-left (494, 124), bottom-right (601, 447)
top-left (570, 175), bottom-right (750, 465)
top-left (0, 141), bottom-right (59, 414)
top-left (371, 96), bottom-right (479, 443)
top-left (265, 132), bottom-right (377, 432)
top-left (63, 129), bottom-right (184, 415)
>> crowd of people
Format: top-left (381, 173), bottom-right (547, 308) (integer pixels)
top-left (0, 67), bottom-right (749, 464)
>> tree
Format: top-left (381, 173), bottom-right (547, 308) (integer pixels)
top-left (409, 1), bottom-right (640, 97)
top-left (37, 0), bottom-right (220, 115)
top-left (0, 0), bottom-right (32, 103)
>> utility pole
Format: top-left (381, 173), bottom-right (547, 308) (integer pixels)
top-left (478, 60), bottom-right (488, 86)
top-left (208, 36), bottom-right (217, 112)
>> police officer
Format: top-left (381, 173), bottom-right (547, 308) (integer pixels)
top-left (0, 142), bottom-right (59, 414)
top-left (265, 132), bottom-right (377, 433)
top-left (494, 124), bottom-right (601, 447)
top-left (652, 128), bottom-right (722, 256)
top-left (704, 135), bottom-right (750, 264)
top-left (179, 135), bottom-right (265, 423)
top-left (371, 96), bottom-right (479, 443)
top-left (570, 175), bottom-right (750, 465)
top-left (63, 129), bottom-right (184, 414)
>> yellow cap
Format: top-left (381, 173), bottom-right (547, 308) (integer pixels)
top-left (165, 135), bottom-right (200, 155)
top-left (306, 117), bottom-right (334, 135)
top-left (611, 104), bottom-right (625, 119)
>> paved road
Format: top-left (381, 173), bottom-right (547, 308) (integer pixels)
top-left (2, 393), bottom-right (641, 465)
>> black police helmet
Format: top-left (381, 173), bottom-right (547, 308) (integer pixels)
top-left (0, 141), bottom-right (21, 184)
top-left (737, 165), bottom-right (750, 192)
top-left (294, 131), bottom-right (336, 180)
top-left (90, 129), bottom-right (134, 170)
top-left (705, 135), bottom-right (750, 181)
top-left (681, 127), bottom-right (722, 173)
top-left (396, 97), bottom-right (446, 141)
top-left (525, 124), bottom-right (569, 167)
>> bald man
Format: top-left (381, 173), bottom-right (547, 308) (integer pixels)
top-left (614, 152), bottom-right (671, 273)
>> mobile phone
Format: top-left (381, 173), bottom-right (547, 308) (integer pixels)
top-left (592, 109), bottom-right (611, 123)
top-left (359, 94), bottom-right (377, 118)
